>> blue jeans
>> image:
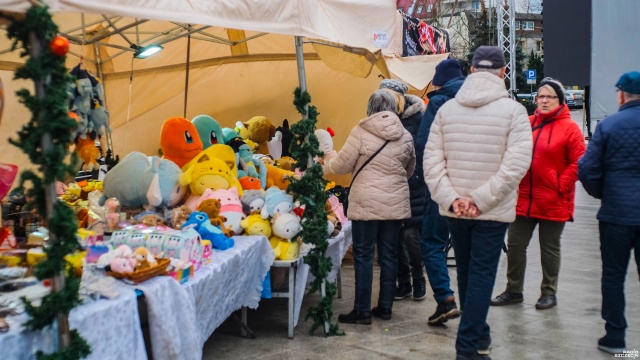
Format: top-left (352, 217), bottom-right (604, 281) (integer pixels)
top-left (352, 219), bottom-right (402, 311)
top-left (420, 197), bottom-right (454, 303)
top-left (599, 221), bottom-right (640, 343)
top-left (447, 218), bottom-right (508, 356)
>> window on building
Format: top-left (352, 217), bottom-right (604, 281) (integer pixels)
top-left (536, 41), bottom-right (543, 52)
top-left (472, 1), bottom-right (480, 11)
top-left (515, 21), bottom-right (521, 30)
top-left (524, 21), bottom-right (535, 30)
top-left (417, 5), bottom-right (423, 14)
top-left (426, 4), bottom-right (434, 12)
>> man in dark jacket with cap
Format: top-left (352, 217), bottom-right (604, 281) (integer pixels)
top-left (578, 71), bottom-right (640, 356)
top-left (415, 58), bottom-right (465, 326)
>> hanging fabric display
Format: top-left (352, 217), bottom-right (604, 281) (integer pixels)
top-left (401, 14), bottom-right (450, 57)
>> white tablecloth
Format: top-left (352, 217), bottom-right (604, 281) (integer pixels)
top-left (292, 221), bottom-right (352, 327)
top-left (0, 286), bottom-right (146, 360)
top-left (0, 235), bottom-right (273, 360)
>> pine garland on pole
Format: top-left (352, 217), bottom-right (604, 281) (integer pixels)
top-left (288, 88), bottom-right (342, 335)
top-left (3, 5), bottom-right (91, 359)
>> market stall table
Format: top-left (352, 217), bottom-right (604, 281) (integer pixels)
top-left (0, 235), bottom-right (272, 360)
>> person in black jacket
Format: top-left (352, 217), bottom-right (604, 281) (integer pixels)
top-left (415, 58), bottom-right (465, 325)
top-left (379, 79), bottom-right (428, 301)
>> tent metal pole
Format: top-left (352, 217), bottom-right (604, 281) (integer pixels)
top-left (294, 36), bottom-right (308, 119)
top-left (94, 42), bottom-right (113, 154)
top-left (28, 31), bottom-right (70, 352)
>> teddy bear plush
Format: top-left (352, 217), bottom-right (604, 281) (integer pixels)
top-left (237, 116), bottom-right (276, 155)
top-left (197, 198), bottom-right (234, 237)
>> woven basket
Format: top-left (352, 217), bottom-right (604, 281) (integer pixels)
top-left (106, 257), bottom-right (170, 284)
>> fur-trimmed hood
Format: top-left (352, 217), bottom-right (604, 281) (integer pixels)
top-left (401, 94), bottom-right (426, 119)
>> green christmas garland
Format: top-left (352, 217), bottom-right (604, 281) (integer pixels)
top-left (3, 5), bottom-right (91, 359)
top-left (288, 88), bottom-right (342, 335)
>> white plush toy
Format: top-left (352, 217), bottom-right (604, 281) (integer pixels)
top-left (314, 128), bottom-right (336, 157)
top-left (270, 212), bottom-right (302, 260)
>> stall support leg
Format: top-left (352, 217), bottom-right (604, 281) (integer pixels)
top-left (321, 280), bottom-right (330, 336)
top-left (337, 269), bottom-right (342, 299)
top-left (287, 265), bottom-right (295, 339)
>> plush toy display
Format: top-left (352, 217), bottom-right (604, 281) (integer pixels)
top-left (197, 198), bottom-right (234, 237)
top-left (68, 64), bottom-right (110, 140)
top-left (240, 214), bottom-right (272, 238)
top-left (264, 163), bottom-right (296, 190)
top-left (170, 205), bottom-right (192, 229)
top-left (241, 190), bottom-right (266, 215)
top-left (133, 247), bottom-right (157, 270)
top-left (267, 131), bottom-right (283, 160)
top-left (270, 212), bottom-right (302, 260)
top-left (221, 127), bottom-right (241, 145)
top-left (314, 127), bottom-right (336, 157)
top-left (237, 116), bottom-right (276, 155)
top-left (238, 176), bottom-right (262, 190)
top-left (180, 144), bottom-right (243, 198)
top-left (261, 187), bottom-right (294, 220)
top-left (275, 119), bottom-right (294, 157)
top-left (204, 187), bottom-right (246, 235)
top-left (327, 185), bottom-right (349, 217)
top-left (192, 115), bottom-right (224, 150)
top-left (75, 132), bottom-right (101, 170)
top-left (183, 211), bottom-right (233, 250)
top-left (227, 137), bottom-right (267, 189)
top-left (274, 156), bottom-right (296, 171)
top-left (100, 152), bottom-right (187, 207)
top-left (160, 117), bottom-right (203, 168)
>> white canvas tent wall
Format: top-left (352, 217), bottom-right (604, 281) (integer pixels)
top-left (0, 1), bottom-right (448, 185)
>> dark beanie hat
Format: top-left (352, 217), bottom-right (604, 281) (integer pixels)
top-left (433, 59), bottom-right (463, 86)
top-left (539, 77), bottom-right (565, 105)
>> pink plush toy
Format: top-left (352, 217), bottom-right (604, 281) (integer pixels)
top-left (109, 257), bottom-right (135, 274)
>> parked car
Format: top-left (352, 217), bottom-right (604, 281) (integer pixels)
top-left (565, 90), bottom-right (584, 109)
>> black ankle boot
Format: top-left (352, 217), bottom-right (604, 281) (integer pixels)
top-left (371, 306), bottom-right (392, 320)
top-left (338, 309), bottom-right (372, 324)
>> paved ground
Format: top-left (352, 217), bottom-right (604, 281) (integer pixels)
top-left (204, 110), bottom-right (640, 359)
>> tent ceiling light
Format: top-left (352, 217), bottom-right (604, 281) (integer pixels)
top-left (132, 44), bottom-right (163, 59)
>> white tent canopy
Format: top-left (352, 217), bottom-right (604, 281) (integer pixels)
top-left (0, 1), bottom-right (447, 185)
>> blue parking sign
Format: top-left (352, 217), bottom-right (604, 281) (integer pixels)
top-left (527, 70), bottom-right (537, 80)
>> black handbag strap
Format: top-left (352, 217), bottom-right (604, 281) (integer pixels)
top-left (349, 140), bottom-right (390, 188)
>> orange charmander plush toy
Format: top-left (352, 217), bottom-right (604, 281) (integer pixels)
top-left (160, 117), bottom-right (203, 168)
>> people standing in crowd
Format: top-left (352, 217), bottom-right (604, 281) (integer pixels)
top-left (379, 79), bottom-right (428, 302)
top-left (578, 71), bottom-right (640, 355)
top-left (322, 90), bottom-right (416, 324)
top-left (424, 46), bottom-right (532, 360)
top-left (415, 58), bottom-right (465, 324)
top-left (491, 78), bottom-right (585, 310)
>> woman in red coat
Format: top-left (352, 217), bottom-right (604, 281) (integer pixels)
top-left (491, 78), bottom-right (586, 310)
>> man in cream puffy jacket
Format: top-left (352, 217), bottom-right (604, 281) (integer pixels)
top-left (424, 46), bottom-right (533, 360)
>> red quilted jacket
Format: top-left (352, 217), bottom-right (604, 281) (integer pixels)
top-left (516, 104), bottom-right (586, 221)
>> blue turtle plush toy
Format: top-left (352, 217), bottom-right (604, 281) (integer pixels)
top-left (183, 211), bottom-right (234, 250)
